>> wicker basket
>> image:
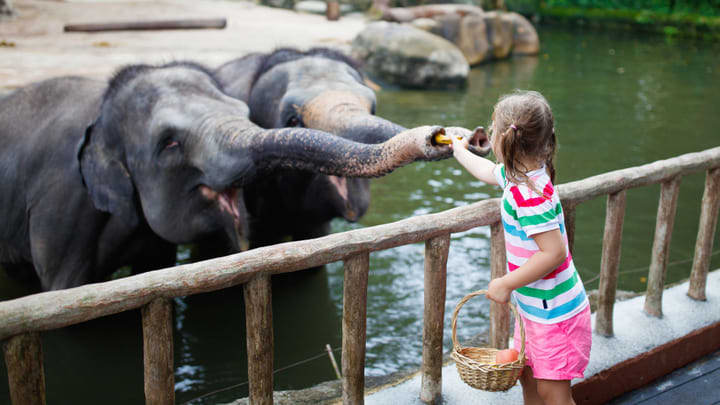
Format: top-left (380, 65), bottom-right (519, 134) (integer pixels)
top-left (450, 290), bottom-right (526, 392)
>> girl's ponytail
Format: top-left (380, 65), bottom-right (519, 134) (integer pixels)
top-left (545, 128), bottom-right (557, 184)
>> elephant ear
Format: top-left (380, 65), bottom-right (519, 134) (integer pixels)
top-left (77, 123), bottom-right (137, 222)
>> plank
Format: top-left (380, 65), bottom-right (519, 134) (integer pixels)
top-left (489, 221), bottom-right (509, 349)
top-left (342, 253), bottom-right (369, 405)
top-left (142, 298), bottom-right (174, 405)
top-left (644, 177), bottom-right (681, 318)
top-left (244, 275), bottom-right (274, 405)
top-left (596, 191), bottom-right (627, 337)
top-left (688, 167), bottom-right (720, 301)
top-left (3, 333), bottom-right (46, 405)
top-left (63, 18), bottom-right (227, 32)
top-left (420, 234), bottom-right (450, 404)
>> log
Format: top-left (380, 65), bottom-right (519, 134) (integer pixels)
top-left (0, 197), bottom-right (500, 341)
top-left (564, 204), bottom-right (577, 256)
top-left (142, 298), bottom-right (174, 405)
top-left (63, 18), bottom-right (227, 33)
top-left (420, 234), bottom-right (450, 404)
top-left (644, 177), bottom-right (682, 318)
top-left (558, 146), bottom-right (720, 206)
top-left (3, 333), bottom-right (46, 405)
top-left (688, 167), bottom-right (720, 301)
top-left (342, 252), bottom-right (369, 405)
top-left (489, 220), bottom-right (509, 349)
top-left (595, 191), bottom-right (627, 337)
top-left (244, 275), bottom-right (274, 405)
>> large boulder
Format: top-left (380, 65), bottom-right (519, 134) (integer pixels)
top-left (384, 8), bottom-right (540, 66)
top-left (351, 21), bottom-right (469, 89)
top-left (484, 10), bottom-right (514, 60)
top-left (507, 12), bottom-right (540, 56)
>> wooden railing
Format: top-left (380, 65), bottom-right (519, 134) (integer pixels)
top-left (2, 146), bottom-right (719, 405)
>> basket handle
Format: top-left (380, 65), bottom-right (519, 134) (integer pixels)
top-left (450, 289), bottom-right (525, 360)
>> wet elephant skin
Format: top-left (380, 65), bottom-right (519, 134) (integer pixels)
top-left (0, 61), bottom-right (454, 290)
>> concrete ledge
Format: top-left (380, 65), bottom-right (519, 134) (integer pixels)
top-left (365, 269), bottom-right (720, 404)
top-left (573, 320), bottom-right (720, 404)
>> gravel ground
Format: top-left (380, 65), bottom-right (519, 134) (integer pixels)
top-left (0, 0), bottom-right (368, 89)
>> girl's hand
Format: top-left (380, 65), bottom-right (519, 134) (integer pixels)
top-left (486, 277), bottom-right (512, 304)
top-left (449, 133), bottom-right (470, 155)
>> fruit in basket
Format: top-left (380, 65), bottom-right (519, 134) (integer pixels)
top-left (495, 348), bottom-right (519, 364)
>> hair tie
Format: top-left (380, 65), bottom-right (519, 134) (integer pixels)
top-left (510, 124), bottom-right (518, 134)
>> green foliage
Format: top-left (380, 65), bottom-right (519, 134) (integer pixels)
top-left (539, 3), bottom-right (720, 39)
top-left (543, 0), bottom-right (720, 17)
top-left (504, 0), bottom-right (543, 14)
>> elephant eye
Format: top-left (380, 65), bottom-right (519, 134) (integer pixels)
top-left (158, 131), bottom-right (181, 154)
top-left (162, 137), bottom-right (180, 151)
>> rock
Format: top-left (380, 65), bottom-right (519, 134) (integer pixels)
top-left (456, 13), bottom-right (490, 65)
top-left (429, 12), bottom-right (461, 44)
top-left (410, 17), bottom-right (439, 32)
top-left (382, 8), bottom-right (539, 66)
top-left (382, 4), bottom-right (483, 23)
top-left (351, 21), bottom-right (469, 89)
top-left (294, 0), bottom-right (352, 16)
top-left (507, 12), bottom-right (540, 56)
top-left (484, 11), bottom-right (514, 60)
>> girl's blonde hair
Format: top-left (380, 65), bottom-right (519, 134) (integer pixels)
top-left (492, 90), bottom-right (556, 195)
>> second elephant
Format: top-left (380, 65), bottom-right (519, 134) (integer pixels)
top-left (215, 47), bottom-right (490, 247)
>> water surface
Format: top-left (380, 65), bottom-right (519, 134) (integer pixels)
top-left (1, 26), bottom-right (719, 404)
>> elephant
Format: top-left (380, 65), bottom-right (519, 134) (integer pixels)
top-left (214, 47), bottom-right (490, 247)
top-left (0, 61), bottom-right (454, 291)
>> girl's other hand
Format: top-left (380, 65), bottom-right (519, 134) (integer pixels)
top-left (486, 277), bottom-right (512, 304)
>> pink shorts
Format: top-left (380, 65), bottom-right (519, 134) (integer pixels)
top-left (513, 305), bottom-right (592, 380)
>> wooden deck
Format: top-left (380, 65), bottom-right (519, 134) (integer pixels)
top-left (610, 349), bottom-right (720, 405)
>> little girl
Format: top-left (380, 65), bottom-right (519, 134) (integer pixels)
top-left (451, 90), bottom-right (591, 405)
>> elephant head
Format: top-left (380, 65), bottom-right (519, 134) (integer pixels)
top-left (215, 48), bottom-right (490, 246)
top-left (79, 61), bottom-right (453, 252)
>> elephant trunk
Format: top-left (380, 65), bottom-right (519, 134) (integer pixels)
top-left (241, 125), bottom-right (452, 179)
top-left (299, 90), bottom-right (406, 144)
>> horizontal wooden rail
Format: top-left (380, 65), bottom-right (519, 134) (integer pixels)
top-left (557, 147), bottom-right (720, 206)
top-left (0, 198), bottom-right (501, 341)
top-left (0, 146), bottom-right (718, 342)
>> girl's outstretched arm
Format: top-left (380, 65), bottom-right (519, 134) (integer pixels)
top-left (486, 229), bottom-right (567, 303)
top-left (450, 135), bottom-right (498, 185)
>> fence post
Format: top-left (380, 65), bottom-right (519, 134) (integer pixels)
top-left (688, 167), bottom-right (720, 301)
top-left (644, 177), bottom-right (682, 318)
top-left (342, 252), bottom-right (369, 405)
top-left (245, 274), bottom-right (274, 405)
top-left (595, 190), bottom-right (627, 337)
top-left (489, 221), bottom-right (509, 349)
top-left (420, 234), bottom-right (450, 404)
top-left (3, 332), bottom-right (46, 405)
top-left (142, 298), bottom-right (174, 405)
top-left (564, 203), bottom-right (577, 256)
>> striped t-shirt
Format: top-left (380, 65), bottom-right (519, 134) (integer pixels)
top-left (493, 164), bottom-right (589, 324)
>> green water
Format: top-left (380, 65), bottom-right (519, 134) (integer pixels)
top-left (1, 26), bottom-right (720, 404)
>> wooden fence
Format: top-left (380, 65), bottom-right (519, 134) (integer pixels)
top-left (1, 146), bottom-right (719, 405)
